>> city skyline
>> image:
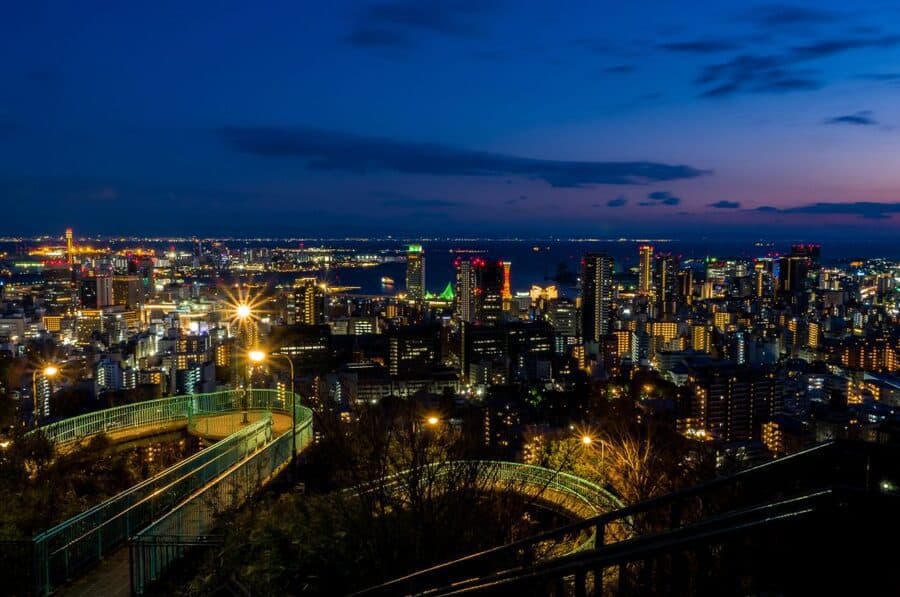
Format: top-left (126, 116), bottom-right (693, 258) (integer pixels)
top-left (5, 1), bottom-right (900, 238)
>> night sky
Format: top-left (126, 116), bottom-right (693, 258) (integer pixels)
top-left (3, 1), bottom-right (900, 239)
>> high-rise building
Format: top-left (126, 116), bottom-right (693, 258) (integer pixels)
top-left (479, 261), bottom-right (504, 326)
top-left (677, 269), bottom-right (694, 306)
top-left (405, 244), bottom-right (425, 303)
top-left (288, 277), bottom-right (323, 325)
top-left (691, 323), bottom-right (711, 353)
top-left (778, 256), bottom-right (808, 297)
top-left (82, 273), bottom-right (113, 308)
top-left (112, 275), bottom-right (143, 308)
top-left (79, 277), bottom-right (98, 309)
top-left (638, 245), bottom-right (653, 295)
top-left (654, 253), bottom-right (679, 315)
top-left (454, 258), bottom-right (504, 326)
top-left (687, 366), bottom-right (782, 443)
top-left (96, 273), bottom-right (113, 308)
top-left (455, 258), bottom-right (477, 324)
top-left (581, 253), bottom-right (613, 344)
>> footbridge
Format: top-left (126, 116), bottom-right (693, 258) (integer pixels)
top-left (365, 460), bottom-right (622, 520)
top-left (15, 389), bottom-right (312, 596)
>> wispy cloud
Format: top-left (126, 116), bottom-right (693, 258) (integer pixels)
top-left (709, 200), bottom-right (741, 208)
top-left (606, 196), bottom-right (628, 207)
top-left (222, 127), bottom-right (709, 188)
top-left (745, 4), bottom-right (838, 29)
top-left (823, 110), bottom-right (877, 125)
top-left (755, 201), bottom-right (900, 219)
top-left (642, 191), bottom-right (681, 206)
top-left (347, 0), bottom-right (498, 48)
top-left (856, 72), bottom-right (900, 82)
top-left (696, 34), bottom-right (900, 97)
top-left (346, 28), bottom-right (412, 48)
top-left (660, 39), bottom-right (741, 54)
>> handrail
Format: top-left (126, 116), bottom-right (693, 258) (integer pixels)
top-left (431, 486), bottom-right (876, 596)
top-left (353, 440), bottom-right (884, 596)
top-left (43, 417), bottom-right (271, 554)
top-left (352, 460), bottom-right (622, 518)
top-left (23, 388), bottom-right (309, 596)
top-left (129, 407), bottom-right (314, 595)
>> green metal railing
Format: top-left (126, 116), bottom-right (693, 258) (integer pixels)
top-left (32, 416), bottom-right (272, 592)
top-left (360, 460), bottom-right (620, 519)
top-left (22, 388), bottom-right (310, 596)
top-left (130, 404), bottom-right (313, 595)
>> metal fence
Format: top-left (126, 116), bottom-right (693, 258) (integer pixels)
top-left (31, 392), bottom-right (201, 446)
top-left (130, 404), bottom-right (314, 595)
top-left (19, 388), bottom-right (310, 596)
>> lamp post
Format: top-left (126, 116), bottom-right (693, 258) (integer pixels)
top-left (32, 365), bottom-right (58, 428)
top-left (235, 304), bottom-right (253, 422)
top-left (248, 350), bottom-right (297, 472)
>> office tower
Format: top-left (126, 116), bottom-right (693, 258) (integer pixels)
top-left (654, 253), bottom-right (679, 316)
top-left (479, 261), bottom-right (504, 326)
top-left (547, 297), bottom-right (578, 339)
top-left (638, 245), bottom-right (653, 295)
top-left (677, 269), bottom-right (693, 306)
top-left (455, 258), bottom-right (504, 326)
top-left (79, 272), bottom-right (112, 308)
top-left (388, 324), bottom-right (441, 376)
top-left (288, 277), bottom-right (323, 325)
top-left (405, 244), bottom-right (425, 303)
top-left (96, 273), bottom-right (113, 308)
top-left (754, 266), bottom-right (766, 298)
top-left (778, 256), bottom-right (808, 296)
top-left (455, 258), bottom-right (477, 324)
top-left (80, 276), bottom-right (98, 308)
top-left (112, 275), bottom-right (142, 308)
top-left (581, 253), bottom-right (613, 343)
top-left (65, 228), bottom-right (74, 266)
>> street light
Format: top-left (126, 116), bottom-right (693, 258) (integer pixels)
top-left (426, 415), bottom-right (440, 427)
top-left (247, 349), bottom-right (297, 473)
top-left (236, 303), bottom-right (252, 319)
top-left (32, 365), bottom-right (59, 428)
top-left (581, 434), bottom-right (594, 446)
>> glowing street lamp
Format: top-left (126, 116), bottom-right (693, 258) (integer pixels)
top-left (246, 349), bottom-right (298, 472)
top-left (236, 303), bottom-right (252, 320)
top-left (581, 434), bottom-right (594, 446)
top-left (32, 365), bottom-right (59, 427)
top-left (426, 415), bottom-right (440, 427)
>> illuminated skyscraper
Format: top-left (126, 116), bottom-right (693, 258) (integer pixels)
top-left (455, 258), bottom-right (504, 326)
top-left (455, 258), bottom-right (477, 324)
top-left (581, 253), bottom-right (613, 343)
top-left (677, 269), bottom-right (693, 306)
top-left (638, 245), bottom-right (653, 295)
top-left (288, 277), bottom-right (323, 325)
top-left (654, 253), bottom-right (679, 316)
top-left (479, 261), bottom-right (504, 326)
top-left (405, 244), bottom-right (425, 303)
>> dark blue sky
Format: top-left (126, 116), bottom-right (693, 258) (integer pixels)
top-left (3, 1), bottom-right (900, 238)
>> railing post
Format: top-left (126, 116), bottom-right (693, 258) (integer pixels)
top-left (575, 569), bottom-right (587, 597)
